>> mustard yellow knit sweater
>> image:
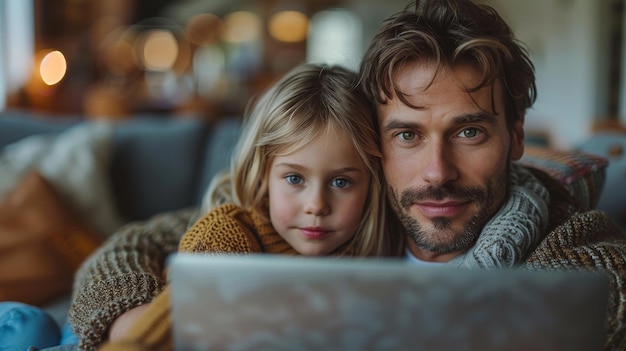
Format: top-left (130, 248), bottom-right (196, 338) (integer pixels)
top-left (97, 203), bottom-right (351, 351)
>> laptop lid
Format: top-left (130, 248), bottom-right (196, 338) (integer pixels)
top-left (168, 253), bottom-right (608, 351)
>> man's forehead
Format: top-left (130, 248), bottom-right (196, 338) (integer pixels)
top-left (383, 61), bottom-right (504, 114)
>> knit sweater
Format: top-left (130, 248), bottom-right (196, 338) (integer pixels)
top-left (69, 172), bottom-right (626, 351)
top-left (95, 204), bottom-right (353, 351)
top-left (522, 169), bottom-right (626, 350)
top-left (68, 208), bottom-right (197, 351)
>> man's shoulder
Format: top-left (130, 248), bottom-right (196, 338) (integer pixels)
top-left (553, 210), bottom-right (622, 236)
top-left (525, 209), bottom-right (626, 350)
top-left (527, 209), bottom-right (626, 269)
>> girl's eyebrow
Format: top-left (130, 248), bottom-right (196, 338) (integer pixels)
top-left (272, 162), bottom-right (307, 172)
top-left (333, 167), bottom-right (364, 174)
top-left (274, 163), bottom-right (364, 174)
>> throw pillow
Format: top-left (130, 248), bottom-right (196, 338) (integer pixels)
top-left (0, 122), bottom-right (124, 237)
top-left (519, 146), bottom-right (609, 211)
top-left (0, 172), bottom-right (103, 306)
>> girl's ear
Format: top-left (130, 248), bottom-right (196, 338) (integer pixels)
top-left (510, 119), bottom-right (525, 161)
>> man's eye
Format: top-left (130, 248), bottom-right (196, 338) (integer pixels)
top-left (397, 131), bottom-right (416, 141)
top-left (286, 175), bottom-right (303, 185)
top-left (331, 178), bottom-right (350, 189)
top-left (458, 128), bottom-right (480, 138)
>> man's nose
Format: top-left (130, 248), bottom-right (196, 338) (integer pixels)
top-left (304, 188), bottom-right (331, 216)
top-left (421, 141), bottom-right (459, 186)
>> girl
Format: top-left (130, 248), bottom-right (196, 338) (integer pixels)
top-left (97, 63), bottom-right (393, 350)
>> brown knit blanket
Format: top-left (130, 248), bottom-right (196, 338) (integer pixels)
top-left (524, 170), bottom-right (626, 350)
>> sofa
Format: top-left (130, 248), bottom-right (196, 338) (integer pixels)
top-left (0, 109), bottom-right (241, 327)
top-left (579, 130), bottom-right (626, 232)
top-left (0, 108), bottom-right (624, 339)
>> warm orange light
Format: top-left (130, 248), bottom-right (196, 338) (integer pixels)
top-left (39, 50), bottom-right (67, 85)
top-left (105, 40), bottom-right (137, 75)
top-left (141, 29), bottom-right (179, 71)
top-left (268, 11), bottom-right (309, 43)
top-left (185, 13), bottom-right (224, 46)
top-left (222, 11), bottom-right (261, 43)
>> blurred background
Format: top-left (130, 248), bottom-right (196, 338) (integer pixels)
top-left (0, 0), bottom-right (625, 149)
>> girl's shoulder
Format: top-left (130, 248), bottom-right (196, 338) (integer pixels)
top-left (178, 204), bottom-right (262, 253)
top-left (206, 203), bottom-right (252, 219)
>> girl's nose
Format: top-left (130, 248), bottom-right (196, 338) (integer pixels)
top-left (304, 189), bottom-right (330, 216)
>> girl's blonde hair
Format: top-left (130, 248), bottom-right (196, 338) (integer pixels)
top-left (202, 63), bottom-right (388, 256)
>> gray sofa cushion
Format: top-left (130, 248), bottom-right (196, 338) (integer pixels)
top-left (0, 111), bottom-right (217, 223)
top-left (0, 110), bottom-right (78, 146)
top-left (194, 117), bottom-right (242, 206)
top-left (110, 117), bottom-right (210, 221)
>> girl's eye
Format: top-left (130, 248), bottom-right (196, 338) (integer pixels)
top-left (331, 178), bottom-right (350, 189)
top-left (285, 174), bottom-right (303, 185)
top-left (397, 131), bottom-right (416, 141)
top-left (458, 128), bottom-right (481, 138)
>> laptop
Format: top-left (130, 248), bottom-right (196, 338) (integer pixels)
top-left (167, 253), bottom-right (609, 351)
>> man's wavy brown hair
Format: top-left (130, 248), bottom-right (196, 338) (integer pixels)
top-left (359, 0), bottom-right (536, 131)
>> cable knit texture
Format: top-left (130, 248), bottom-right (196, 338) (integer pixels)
top-left (178, 204), bottom-right (297, 255)
top-left (525, 210), bottom-right (626, 350)
top-left (449, 164), bottom-right (550, 268)
top-left (70, 169), bottom-right (626, 351)
top-left (97, 204), bottom-right (353, 351)
top-left (68, 208), bottom-right (199, 351)
top-left (521, 169), bottom-right (626, 351)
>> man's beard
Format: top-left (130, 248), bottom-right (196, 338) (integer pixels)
top-left (388, 178), bottom-right (505, 254)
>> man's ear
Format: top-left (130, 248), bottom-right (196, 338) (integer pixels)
top-left (510, 119), bottom-right (524, 161)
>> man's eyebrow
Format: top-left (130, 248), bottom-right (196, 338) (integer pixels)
top-left (382, 113), bottom-right (498, 132)
top-left (453, 112), bottom-right (498, 125)
top-left (382, 120), bottom-right (420, 131)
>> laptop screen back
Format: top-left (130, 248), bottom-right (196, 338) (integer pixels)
top-left (168, 253), bottom-right (608, 351)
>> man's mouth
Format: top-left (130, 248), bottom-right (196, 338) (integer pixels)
top-left (415, 200), bottom-right (469, 217)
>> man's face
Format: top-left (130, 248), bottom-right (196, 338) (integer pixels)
top-left (377, 62), bottom-right (524, 262)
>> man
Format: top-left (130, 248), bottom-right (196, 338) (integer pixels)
top-left (62, 1), bottom-right (625, 350)
top-left (360, 0), bottom-right (626, 349)
top-left (360, 0), bottom-right (542, 264)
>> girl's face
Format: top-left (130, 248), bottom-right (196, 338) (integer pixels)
top-left (267, 127), bottom-right (370, 256)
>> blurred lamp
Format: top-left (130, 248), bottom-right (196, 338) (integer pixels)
top-left (185, 13), bottom-right (224, 46)
top-left (140, 29), bottom-right (179, 71)
top-left (307, 9), bottom-right (362, 70)
top-left (222, 11), bottom-right (261, 43)
top-left (268, 11), bottom-right (309, 43)
top-left (39, 50), bottom-right (67, 86)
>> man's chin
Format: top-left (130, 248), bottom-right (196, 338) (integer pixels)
top-left (430, 216), bottom-right (453, 230)
top-left (409, 222), bottom-right (476, 254)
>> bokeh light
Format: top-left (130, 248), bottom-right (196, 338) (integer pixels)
top-left (106, 38), bottom-right (137, 75)
top-left (185, 13), bottom-right (224, 46)
top-left (39, 50), bottom-right (67, 85)
top-left (268, 11), bottom-right (309, 43)
top-left (307, 9), bottom-right (363, 71)
top-left (222, 11), bottom-right (262, 43)
top-left (140, 29), bottom-right (179, 71)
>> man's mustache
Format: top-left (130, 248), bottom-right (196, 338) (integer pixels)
top-left (399, 184), bottom-right (485, 209)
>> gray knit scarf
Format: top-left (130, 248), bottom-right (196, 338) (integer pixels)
top-left (448, 163), bottom-right (550, 268)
